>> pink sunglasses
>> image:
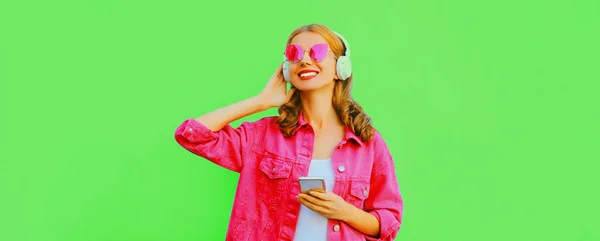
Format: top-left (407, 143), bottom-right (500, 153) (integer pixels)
top-left (284, 43), bottom-right (334, 63)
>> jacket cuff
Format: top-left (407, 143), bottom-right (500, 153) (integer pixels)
top-left (174, 118), bottom-right (218, 143)
top-left (365, 209), bottom-right (401, 241)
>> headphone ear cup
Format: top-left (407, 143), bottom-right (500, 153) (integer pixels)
top-left (336, 56), bottom-right (352, 81)
top-left (282, 60), bottom-right (291, 82)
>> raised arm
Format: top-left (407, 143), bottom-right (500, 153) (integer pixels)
top-left (174, 96), bottom-right (268, 172)
top-left (193, 95), bottom-right (269, 133)
top-left (174, 63), bottom-right (295, 172)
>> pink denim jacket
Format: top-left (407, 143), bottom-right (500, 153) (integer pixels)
top-left (174, 113), bottom-right (404, 241)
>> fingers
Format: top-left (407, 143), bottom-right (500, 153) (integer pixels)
top-left (309, 188), bottom-right (326, 193)
top-left (276, 61), bottom-right (284, 76)
top-left (270, 62), bottom-right (284, 81)
top-left (298, 193), bottom-right (321, 206)
top-left (298, 197), bottom-right (316, 209)
top-left (308, 190), bottom-right (328, 201)
top-left (297, 195), bottom-right (328, 214)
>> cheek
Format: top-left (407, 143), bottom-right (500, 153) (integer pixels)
top-left (317, 63), bottom-right (336, 78)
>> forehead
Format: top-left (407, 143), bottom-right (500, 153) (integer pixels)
top-left (290, 32), bottom-right (328, 48)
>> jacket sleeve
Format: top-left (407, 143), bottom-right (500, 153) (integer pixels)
top-left (174, 118), bottom-right (262, 173)
top-left (364, 135), bottom-right (404, 241)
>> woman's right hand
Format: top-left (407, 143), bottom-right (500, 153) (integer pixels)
top-left (257, 63), bottom-right (296, 109)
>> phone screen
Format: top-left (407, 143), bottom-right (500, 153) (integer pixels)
top-left (299, 178), bottom-right (326, 193)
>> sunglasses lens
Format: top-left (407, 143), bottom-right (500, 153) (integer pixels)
top-left (310, 43), bottom-right (329, 62)
top-left (285, 44), bottom-right (303, 62)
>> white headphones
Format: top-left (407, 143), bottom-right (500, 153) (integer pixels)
top-left (282, 31), bottom-right (353, 82)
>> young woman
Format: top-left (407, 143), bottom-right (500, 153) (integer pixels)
top-left (174, 24), bottom-right (403, 241)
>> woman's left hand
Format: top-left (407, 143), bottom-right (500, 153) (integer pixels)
top-left (296, 189), bottom-right (355, 221)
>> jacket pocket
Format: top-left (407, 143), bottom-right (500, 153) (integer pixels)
top-left (256, 156), bottom-right (293, 210)
top-left (259, 156), bottom-right (292, 179)
top-left (348, 180), bottom-right (371, 208)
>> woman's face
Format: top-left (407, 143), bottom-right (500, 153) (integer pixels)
top-left (287, 32), bottom-right (338, 92)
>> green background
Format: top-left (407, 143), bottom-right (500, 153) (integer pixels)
top-left (1, 0), bottom-right (599, 240)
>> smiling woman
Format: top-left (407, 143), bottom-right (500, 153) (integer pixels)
top-left (174, 23), bottom-right (404, 241)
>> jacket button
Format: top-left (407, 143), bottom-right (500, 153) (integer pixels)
top-left (363, 190), bottom-right (368, 197)
top-left (333, 224), bottom-right (340, 232)
top-left (337, 165), bottom-right (345, 172)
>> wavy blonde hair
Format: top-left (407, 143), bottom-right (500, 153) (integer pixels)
top-left (276, 24), bottom-right (375, 142)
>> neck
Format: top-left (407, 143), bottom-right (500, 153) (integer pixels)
top-left (300, 89), bottom-right (341, 130)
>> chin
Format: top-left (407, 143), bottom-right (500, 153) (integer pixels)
top-left (291, 79), bottom-right (335, 92)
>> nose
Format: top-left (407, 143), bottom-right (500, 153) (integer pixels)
top-left (299, 50), bottom-right (313, 65)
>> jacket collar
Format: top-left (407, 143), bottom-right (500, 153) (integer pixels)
top-left (291, 110), bottom-right (364, 147)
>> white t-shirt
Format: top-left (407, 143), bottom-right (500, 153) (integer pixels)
top-left (293, 159), bottom-right (336, 241)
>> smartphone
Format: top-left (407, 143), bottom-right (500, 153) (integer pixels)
top-left (298, 177), bottom-right (326, 194)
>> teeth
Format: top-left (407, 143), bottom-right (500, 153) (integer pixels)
top-left (300, 72), bottom-right (317, 77)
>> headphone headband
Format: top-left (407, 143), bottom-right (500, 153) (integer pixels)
top-left (332, 31), bottom-right (351, 58)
